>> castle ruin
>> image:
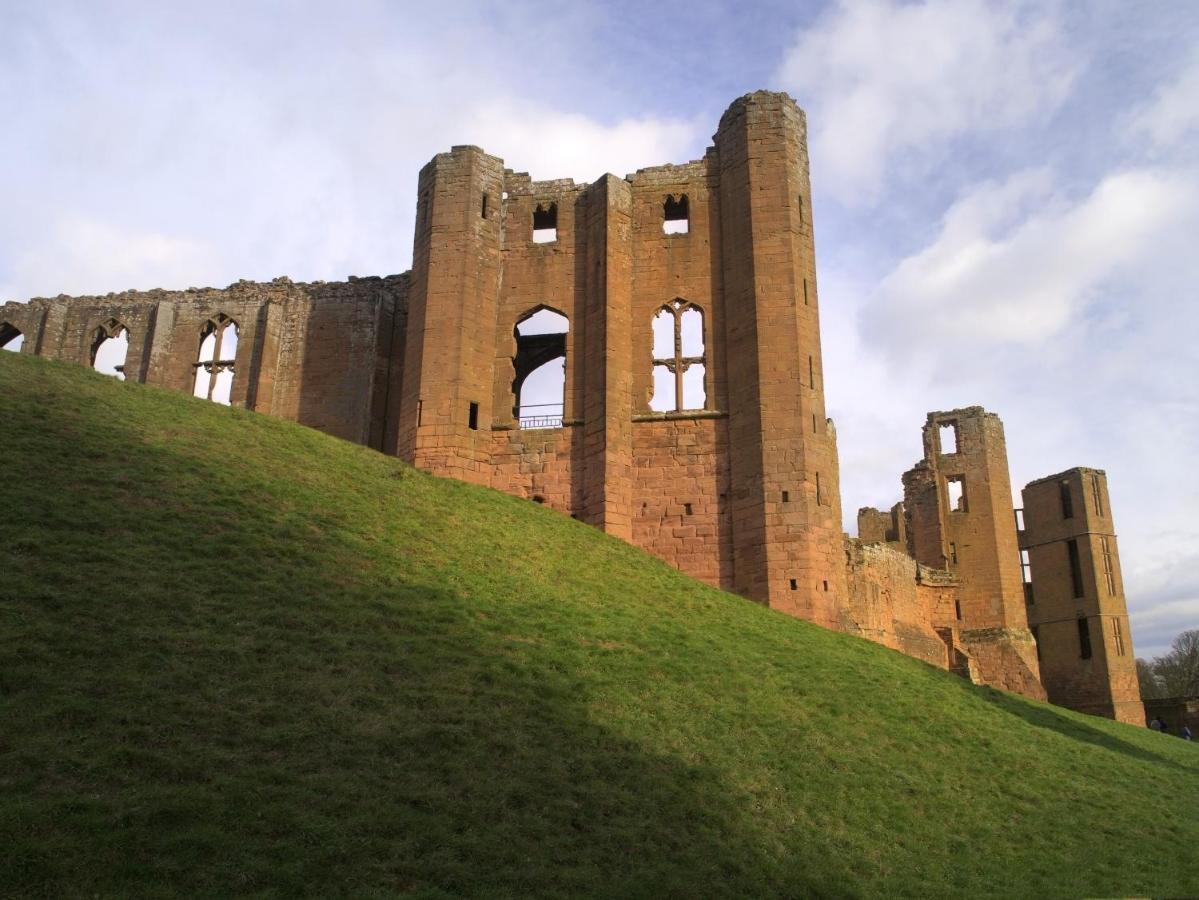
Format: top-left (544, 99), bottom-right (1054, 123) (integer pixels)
top-left (0, 91), bottom-right (1142, 723)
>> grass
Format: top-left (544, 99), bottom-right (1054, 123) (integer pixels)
top-left (1, 350), bottom-right (1196, 899)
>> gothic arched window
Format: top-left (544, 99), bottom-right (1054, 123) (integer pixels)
top-left (192, 315), bottom-right (239, 405)
top-left (90, 319), bottom-right (130, 380)
top-left (650, 299), bottom-right (706, 412)
top-left (513, 307), bottom-right (568, 428)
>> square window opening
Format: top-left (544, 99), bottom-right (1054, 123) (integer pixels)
top-left (533, 202), bottom-right (558, 243)
top-left (939, 422), bottom-right (958, 454)
top-left (663, 194), bottom-right (689, 235)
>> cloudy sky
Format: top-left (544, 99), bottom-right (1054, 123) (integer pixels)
top-left (2, 0), bottom-right (1196, 657)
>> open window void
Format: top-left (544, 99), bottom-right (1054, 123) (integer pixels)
top-left (946, 475), bottom-right (967, 512)
top-left (650, 300), bottom-right (706, 412)
top-left (192, 315), bottom-right (239, 405)
top-left (90, 319), bottom-right (129, 380)
top-left (533, 202), bottom-right (558, 244)
top-left (939, 421), bottom-right (958, 454)
top-left (663, 194), bottom-right (689, 235)
top-left (0, 322), bottom-right (23, 353)
top-left (513, 307), bottom-right (568, 428)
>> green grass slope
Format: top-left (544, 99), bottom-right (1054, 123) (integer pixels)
top-left (1, 352), bottom-right (1196, 899)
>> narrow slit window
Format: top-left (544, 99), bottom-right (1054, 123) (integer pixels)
top-left (1021, 548), bottom-right (1034, 605)
top-left (789, 579), bottom-right (798, 591)
top-left (1, 322), bottom-right (25, 353)
top-left (513, 307), bottom-right (568, 429)
top-left (808, 355), bottom-right (815, 388)
top-left (797, 194), bottom-right (805, 225)
top-left (939, 422), bottom-right (958, 454)
top-left (192, 315), bottom-right (238, 405)
top-left (90, 319), bottom-right (129, 381)
top-left (1067, 539), bottom-right (1084, 599)
top-left (782, 491), bottom-right (790, 503)
top-left (481, 193), bottom-right (489, 218)
top-left (1112, 617), bottom-right (1126, 656)
top-left (468, 402), bottom-right (479, 431)
top-left (955, 599), bottom-right (962, 620)
top-left (803, 278), bottom-right (809, 306)
top-left (1077, 616), bottom-right (1092, 660)
top-left (1014, 508), bottom-right (1025, 531)
top-left (1060, 480), bottom-right (1074, 519)
top-left (533, 202), bottom-right (557, 243)
top-left (1091, 473), bottom-right (1104, 516)
top-left (663, 194), bottom-right (689, 235)
top-left (949, 541), bottom-right (958, 565)
top-left (649, 299), bottom-right (706, 412)
top-left (1100, 536), bottom-right (1116, 595)
top-left (684, 503), bottom-right (693, 516)
top-left (946, 476), bottom-right (966, 512)
top-left (823, 580), bottom-right (829, 592)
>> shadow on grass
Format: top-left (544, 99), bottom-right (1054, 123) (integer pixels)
top-left (961, 680), bottom-right (1193, 773)
top-left (0, 366), bottom-right (825, 898)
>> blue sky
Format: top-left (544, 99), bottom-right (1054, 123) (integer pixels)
top-left (2, 0), bottom-right (1196, 657)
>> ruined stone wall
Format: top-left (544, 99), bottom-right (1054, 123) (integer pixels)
top-left (843, 541), bottom-right (949, 669)
top-left (1021, 468), bottom-right (1143, 724)
top-left (0, 275), bottom-right (408, 450)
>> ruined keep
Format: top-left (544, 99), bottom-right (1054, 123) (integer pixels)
top-left (0, 91), bottom-right (1141, 721)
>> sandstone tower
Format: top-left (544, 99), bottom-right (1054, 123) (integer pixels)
top-left (1, 91), bottom-right (1146, 715)
top-left (1019, 469), bottom-right (1144, 724)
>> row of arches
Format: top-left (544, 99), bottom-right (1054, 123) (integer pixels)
top-left (1, 316), bottom-right (239, 407)
top-left (510, 299), bottom-right (707, 429)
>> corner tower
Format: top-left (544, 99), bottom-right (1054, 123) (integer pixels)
top-left (714, 92), bottom-right (846, 625)
top-left (397, 145), bottom-right (506, 484)
top-left (1020, 469), bottom-right (1143, 724)
top-left (903, 408), bottom-right (1045, 698)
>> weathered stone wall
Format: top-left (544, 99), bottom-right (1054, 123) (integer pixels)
top-left (15, 91), bottom-right (1158, 712)
top-left (0, 275), bottom-right (409, 450)
top-left (1021, 468), bottom-right (1144, 724)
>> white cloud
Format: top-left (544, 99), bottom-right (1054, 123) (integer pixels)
top-left (0, 217), bottom-right (219, 300)
top-left (1128, 52), bottom-right (1199, 151)
top-left (869, 167), bottom-right (1198, 344)
top-left (775, 0), bottom-right (1078, 203)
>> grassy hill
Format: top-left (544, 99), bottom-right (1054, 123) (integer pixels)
top-left (1, 351), bottom-right (1196, 899)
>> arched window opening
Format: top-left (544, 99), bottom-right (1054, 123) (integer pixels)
top-left (649, 300), bottom-right (706, 412)
top-left (0, 322), bottom-right (23, 353)
top-left (192, 315), bottom-right (239, 406)
top-left (513, 308), bottom-right (567, 428)
top-left (533, 202), bottom-right (558, 244)
top-left (663, 194), bottom-right (689, 235)
top-left (90, 319), bottom-right (130, 381)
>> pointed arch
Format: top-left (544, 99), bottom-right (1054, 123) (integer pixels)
top-left (0, 322), bottom-right (23, 353)
top-left (192, 314), bottom-right (239, 405)
top-left (90, 318), bottom-right (130, 380)
top-left (513, 305), bottom-right (568, 428)
top-left (650, 298), bottom-right (706, 412)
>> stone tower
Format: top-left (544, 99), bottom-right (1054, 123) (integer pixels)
top-left (396, 146), bottom-right (506, 484)
top-left (713, 92), bottom-right (847, 624)
top-left (903, 408), bottom-right (1044, 697)
top-left (1020, 469), bottom-right (1144, 724)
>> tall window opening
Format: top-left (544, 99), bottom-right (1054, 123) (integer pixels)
top-left (1100, 536), bottom-right (1116, 595)
top-left (0, 322), bottom-right (23, 353)
top-left (1066, 538), bottom-right (1084, 599)
top-left (1060, 480), bottom-right (1074, 519)
top-left (939, 422), bottom-right (958, 454)
top-left (1091, 472), bottom-right (1104, 516)
top-left (1077, 616), bottom-right (1092, 660)
top-left (946, 475), bottom-right (966, 512)
top-left (192, 315), bottom-right (239, 406)
top-left (513, 307), bottom-right (567, 428)
top-left (1021, 549), bottom-right (1034, 605)
top-left (663, 194), bottom-right (689, 235)
top-left (533, 202), bottom-right (558, 243)
top-left (90, 319), bottom-right (129, 381)
top-left (650, 299), bottom-right (706, 412)
top-left (1112, 617), bottom-right (1126, 656)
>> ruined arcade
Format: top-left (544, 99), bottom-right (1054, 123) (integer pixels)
top-left (0, 91), bottom-right (1142, 721)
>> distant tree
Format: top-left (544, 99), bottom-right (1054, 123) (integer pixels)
top-left (1137, 657), bottom-right (1165, 700)
top-left (1138, 629), bottom-right (1199, 699)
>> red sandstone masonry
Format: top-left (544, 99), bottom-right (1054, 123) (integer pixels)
top-left (2, 92), bottom-right (1142, 716)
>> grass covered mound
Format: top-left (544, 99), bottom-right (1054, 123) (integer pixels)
top-left (1, 351), bottom-right (1197, 899)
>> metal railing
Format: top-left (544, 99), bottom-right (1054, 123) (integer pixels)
top-left (518, 402), bottom-right (564, 430)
